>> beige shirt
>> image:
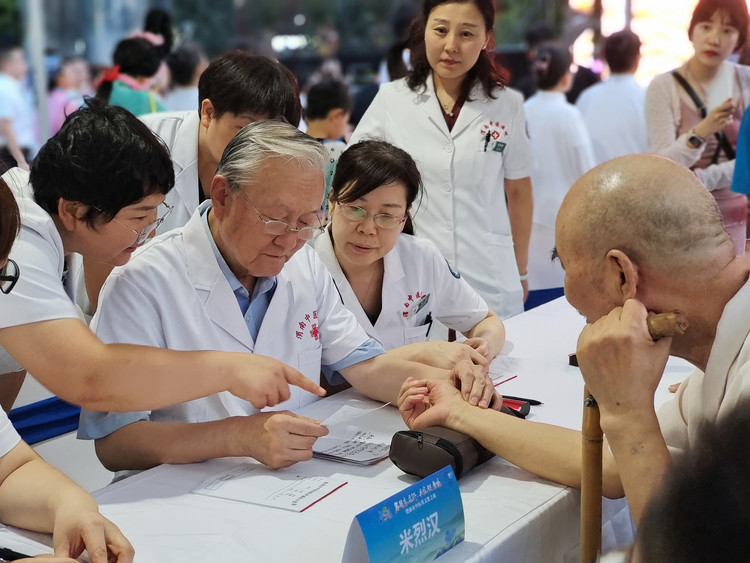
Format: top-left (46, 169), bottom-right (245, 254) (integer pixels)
top-left (658, 277), bottom-right (750, 457)
top-left (645, 63), bottom-right (750, 191)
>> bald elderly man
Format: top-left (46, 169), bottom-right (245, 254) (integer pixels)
top-left (398, 154), bottom-right (750, 524)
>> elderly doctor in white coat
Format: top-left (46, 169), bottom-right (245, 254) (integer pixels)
top-left (349, 0), bottom-right (534, 319)
top-left (79, 121), bottom-right (497, 475)
top-left (80, 52), bottom-right (301, 311)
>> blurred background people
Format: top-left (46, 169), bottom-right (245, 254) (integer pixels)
top-left (0, 45), bottom-right (35, 170)
top-left (95, 36), bottom-right (167, 116)
top-left (47, 56), bottom-right (89, 136)
top-left (305, 79), bottom-right (352, 207)
top-left (164, 42), bottom-right (207, 112)
top-left (645, 0), bottom-right (750, 256)
top-left (524, 43), bottom-right (595, 293)
top-left (577, 29), bottom-right (650, 165)
top-left (509, 22), bottom-right (555, 100)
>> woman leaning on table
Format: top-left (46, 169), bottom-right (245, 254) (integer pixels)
top-left (645, 0), bottom-right (750, 255)
top-left (349, 0), bottom-right (534, 319)
top-left (315, 140), bottom-right (506, 373)
top-left (0, 180), bottom-right (132, 563)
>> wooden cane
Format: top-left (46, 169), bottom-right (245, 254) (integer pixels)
top-left (580, 311), bottom-right (689, 563)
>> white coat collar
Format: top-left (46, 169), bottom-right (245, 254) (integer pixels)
top-left (170, 110), bottom-right (200, 174)
top-left (417, 73), bottom-right (487, 141)
top-left (181, 202), bottom-right (292, 351)
top-left (314, 226), bottom-right (405, 339)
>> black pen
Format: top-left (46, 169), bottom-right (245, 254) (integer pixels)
top-left (424, 313), bottom-right (434, 339)
top-left (501, 394), bottom-right (543, 406)
top-left (0, 546), bottom-right (34, 561)
top-left (484, 131), bottom-right (491, 151)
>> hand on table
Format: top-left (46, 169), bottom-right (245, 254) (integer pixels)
top-left (576, 299), bottom-right (672, 421)
top-left (397, 377), bottom-right (466, 430)
top-left (51, 506), bottom-right (134, 563)
top-left (239, 411), bottom-right (329, 470)
top-left (451, 359), bottom-right (501, 409)
top-left (227, 354), bottom-right (326, 409)
top-left (463, 337), bottom-right (490, 360)
top-left (413, 341), bottom-right (489, 372)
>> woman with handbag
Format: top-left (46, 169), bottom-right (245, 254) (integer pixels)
top-left (645, 0), bottom-right (750, 255)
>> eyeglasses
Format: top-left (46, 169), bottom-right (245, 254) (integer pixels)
top-left (238, 189), bottom-right (325, 241)
top-left (0, 259), bottom-right (19, 295)
top-left (97, 201), bottom-right (174, 246)
top-left (337, 203), bottom-right (406, 229)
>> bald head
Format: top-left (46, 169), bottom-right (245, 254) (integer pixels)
top-left (557, 154), bottom-right (732, 275)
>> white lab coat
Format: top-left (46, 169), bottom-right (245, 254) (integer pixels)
top-left (314, 229), bottom-right (489, 351)
top-left (140, 110), bottom-right (201, 234)
top-left (658, 278), bottom-right (750, 459)
top-left (0, 168), bottom-right (80, 374)
top-left (78, 205), bottom-right (370, 439)
top-left (349, 75), bottom-right (534, 319)
top-left (576, 74), bottom-right (650, 165)
top-left (524, 92), bottom-right (595, 290)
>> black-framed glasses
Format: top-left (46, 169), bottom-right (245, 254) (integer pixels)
top-left (238, 189), bottom-right (326, 241)
top-left (338, 203), bottom-right (406, 229)
top-left (0, 259), bottom-right (19, 294)
top-left (95, 201), bottom-right (174, 246)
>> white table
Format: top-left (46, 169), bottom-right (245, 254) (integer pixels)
top-left (0, 298), bottom-right (695, 562)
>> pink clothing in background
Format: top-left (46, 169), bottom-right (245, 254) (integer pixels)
top-left (677, 98), bottom-right (747, 256)
top-left (48, 88), bottom-right (83, 135)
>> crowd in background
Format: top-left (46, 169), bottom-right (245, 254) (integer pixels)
top-left (2, 1), bottom-right (750, 561)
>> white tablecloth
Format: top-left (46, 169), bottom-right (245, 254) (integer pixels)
top-left (0, 298), bottom-right (695, 562)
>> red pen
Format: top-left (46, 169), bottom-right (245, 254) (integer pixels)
top-left (494, 375), bottom-right (517, 387)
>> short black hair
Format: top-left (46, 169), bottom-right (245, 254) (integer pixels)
top-left (534, 42), bottom-right (572, 91)
top-left (30, 98), bottom-right (175, 228)
top-left (525, 22), bottom-right (555, 49)
top-left (167, 43), bottom-right (203, 87)
top-left (637, 399), bottom-right (750, 562)
top-left (604, 30), bottom-right (641, 73)
top-left (305, 80), bottom-right (353, 121)
top-left (198, 51), bottom-right (302, 127)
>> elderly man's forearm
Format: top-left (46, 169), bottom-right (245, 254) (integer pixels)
top-left (449, 406), bottom-right (625, 498)
top-left (600, 410), bottom-right (671, 524)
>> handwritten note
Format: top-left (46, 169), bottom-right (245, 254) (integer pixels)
top-left (192, 463), bottom-right (347, 512)
top-left (314, 429), bottom-right (390, 466)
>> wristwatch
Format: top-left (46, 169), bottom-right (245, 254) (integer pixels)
top-left (687, 128), bottom-right (706, 148)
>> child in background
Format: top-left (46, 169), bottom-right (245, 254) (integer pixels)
top-left (304, 80), bottom-right (352, 210)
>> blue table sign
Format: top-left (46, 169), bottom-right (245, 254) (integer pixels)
top-left (342, 466), bottom-right (465, 563)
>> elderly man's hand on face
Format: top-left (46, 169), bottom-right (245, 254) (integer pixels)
top-left (576, 299), bottom-right (672, 422)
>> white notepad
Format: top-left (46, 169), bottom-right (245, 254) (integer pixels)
top-left (192, 463), bottom-right (347, 512)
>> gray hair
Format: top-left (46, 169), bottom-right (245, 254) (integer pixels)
top-left (216, 120), bottom-right (328, 190)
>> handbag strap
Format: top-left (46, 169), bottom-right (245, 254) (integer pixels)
top-left (672, 71), bottom-right (707, 118)
top-left (671, 71), bottom-right (736, 163)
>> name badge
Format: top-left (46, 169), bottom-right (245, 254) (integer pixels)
top-left (492, 141), bottom-right (506, 153)
top-left (342, 466), bottom-right (465, 563)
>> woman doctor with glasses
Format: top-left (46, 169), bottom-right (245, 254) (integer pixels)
top-left (314, 140), bottom-right (506, 372)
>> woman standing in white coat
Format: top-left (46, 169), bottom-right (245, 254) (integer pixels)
top-left (645, 0), bottom-right (750, 255)
top-left (315, 140), bottom-right (506, 373)
top-left (524, 43), bottom-right (595, 291)
top-left (349, 0), bottom-right (534, 319)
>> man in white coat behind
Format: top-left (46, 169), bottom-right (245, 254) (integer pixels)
top-left (78, 121), bottom-right (497, 476)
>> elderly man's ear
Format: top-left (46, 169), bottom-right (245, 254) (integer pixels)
top-left (210, 175), bottom-right (233, 220)
top-left (605, 249), bottom-right (639, 303)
